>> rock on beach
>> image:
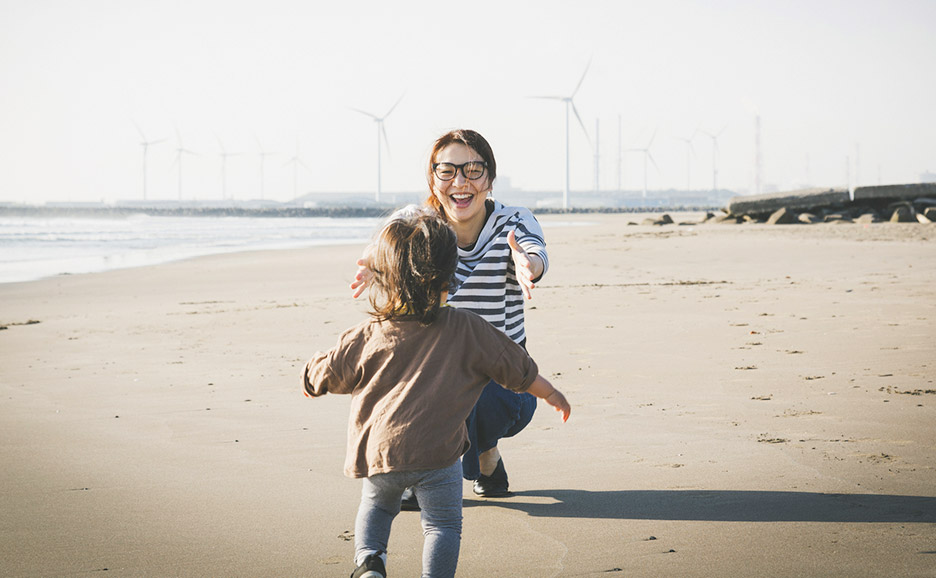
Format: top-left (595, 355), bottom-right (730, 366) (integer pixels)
top-left (724, 183), bottom-right (936, 225)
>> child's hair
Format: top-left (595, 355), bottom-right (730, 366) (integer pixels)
top-left (368, 208), bottom-right (458, 325)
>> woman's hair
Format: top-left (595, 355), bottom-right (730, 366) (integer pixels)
top-left (424, 129), bottom-right (497, 215)
top-left (368, 208), bottom-right (458, 325)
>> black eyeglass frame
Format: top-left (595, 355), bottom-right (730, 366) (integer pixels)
top-left (431, 161), bottom-right (489, 181)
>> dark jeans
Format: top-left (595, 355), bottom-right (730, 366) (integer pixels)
top-left (461, 380), bottom-right (537, 480)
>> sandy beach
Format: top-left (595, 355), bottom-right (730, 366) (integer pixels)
top-left (2, 213), bottom-right (934, 577)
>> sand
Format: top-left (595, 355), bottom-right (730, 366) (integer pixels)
top-left (1, 213), bottom-right (934, 577)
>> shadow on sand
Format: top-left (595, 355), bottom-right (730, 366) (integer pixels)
top-left (464, 489), bottom-right (936, 523)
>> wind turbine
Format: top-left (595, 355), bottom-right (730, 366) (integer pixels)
top-left (616, 115), bottom-right (623, 192)
top-left (701, 126), bottom-right (726, 193)
top-left (172, 128), bottom-right (197, 202)
top-left (593, 118), bottom-right (600, 193)
top-left (530, 61), bottom-right (592, 209)
top-left (627, 128), bottom-right (658, 201)
top-left (133, 122), bottom-right (165, 201)
top-left (283, 138), bottom-right (313, 201)
top-left (677, 130), bottom-right (698, 193)
top-left (255, 136), bottom-right (276, 200)
top-left (351, 93), bottom-right (404, 203)
top-left (215, 135), bottom-right (240, 201)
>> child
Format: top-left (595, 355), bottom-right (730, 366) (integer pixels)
top-left (303, 209), bottom-right (571, 578)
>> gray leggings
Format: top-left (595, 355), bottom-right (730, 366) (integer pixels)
top-left (355, 460), bottom-right (463, 578)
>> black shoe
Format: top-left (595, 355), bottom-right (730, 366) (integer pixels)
top-left (351, 552), bottom-right (386, 578)
top-left (400, 487), bottom-right (420, 511)
top-left (473, 458), bottom-right (510, 497)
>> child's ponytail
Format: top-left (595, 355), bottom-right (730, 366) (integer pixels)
top-left (369, 209), bottom-right (458, 325)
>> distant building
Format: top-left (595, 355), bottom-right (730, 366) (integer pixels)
top-left (921, 171), bottom-right (936, 183)
top-left (45, 201), bottom-right (108, 208)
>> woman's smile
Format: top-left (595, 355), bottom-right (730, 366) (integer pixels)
top-left (449, 191), bottom-right (475, 209)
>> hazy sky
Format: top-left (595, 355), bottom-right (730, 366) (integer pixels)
top-left (1, 0), bottom-right (934, 204)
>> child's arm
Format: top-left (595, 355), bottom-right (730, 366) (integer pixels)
top-left (303, 350), bottom-right (354, 397)
top-left (525, 374), bottom-right (571, 422)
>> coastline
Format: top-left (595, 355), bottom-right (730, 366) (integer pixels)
top-left (1, 213), bottom-right (934, 577)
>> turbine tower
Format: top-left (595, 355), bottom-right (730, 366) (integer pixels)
top-left (531, 61), bottom-right (592, 209)
top-left (616, 115), bottom-right (623, 192)
top-left (351, 94), bottom-right (404, 204)
top-left (172, 128), bottom-right (197, 202)
top-left (677, 130), bottom-right (698, 193)
top-left (702, 126), bottom-right (726, 193)
top-left (854, 142), bottom-right (861, 190)
top-left (627, 128), bottom-right (658, 201)
top-left (754, 114), bottom-right (762, 195)
top-left (215, 135), bottom-right (240, 201)
top-left (283, 138), bottom-right (313, 201)
top-left (593, 118), bottom-right (600, 193)
top-left (134, 122), bottom-right (165, 201)
top-left (255, 136), bottom-right (276, 200)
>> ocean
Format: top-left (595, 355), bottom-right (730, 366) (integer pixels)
top-left (0, 214), bottom-right (382, 284)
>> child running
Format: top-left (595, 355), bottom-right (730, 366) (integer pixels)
top-left (302, 208), bottom-right (571, 578)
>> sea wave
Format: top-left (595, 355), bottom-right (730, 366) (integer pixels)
top-left (0, 215), bottom-right (381, 284)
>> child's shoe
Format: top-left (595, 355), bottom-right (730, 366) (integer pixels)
top-left (351, 552), bottom-right (386, 578)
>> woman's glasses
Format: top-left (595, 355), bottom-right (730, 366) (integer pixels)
top-left (432, 161), bottom-right (487, 181)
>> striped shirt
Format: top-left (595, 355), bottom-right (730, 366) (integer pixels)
top-left (446, 199), bottom-right (548, 345)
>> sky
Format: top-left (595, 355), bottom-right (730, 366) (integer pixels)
top-left (1, 0), bottom-right (934, 205)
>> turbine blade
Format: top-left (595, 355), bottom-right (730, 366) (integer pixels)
top-left (528, 95), bottom-right (565, 101)
top-left (133, 121), bottom-right (146, 141)
top-left (571, 103), bottom-right (591, 145)
top-left (647, 128), bottom-right (658, 149)
top-left (648, 152), bottom-right (660, 172)
top-left (571, 58), bottom-right (592, 98)
top-left (381, 123), bottom-right (392, 158)
top-left (350, 107), bottom-right (379, 120)
top-left (384, 92), bottom-right (405, 118)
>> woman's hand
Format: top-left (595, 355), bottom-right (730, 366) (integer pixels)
top-left (507, 230), bottom-right (544, 300)
top-left (350, 258), bottom-right (372, 299)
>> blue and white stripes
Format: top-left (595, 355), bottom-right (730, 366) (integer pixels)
top-left (447, 200), bottom-right (548, 344)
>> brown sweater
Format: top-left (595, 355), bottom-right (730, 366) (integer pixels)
top-left (303, 307), bottom-right (538, 478)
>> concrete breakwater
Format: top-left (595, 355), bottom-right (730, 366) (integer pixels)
top-left (720, 184), bottom-right (936, 225)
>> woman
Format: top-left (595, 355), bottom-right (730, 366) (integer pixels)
top-left (352, 129), bottom-right (549, 501)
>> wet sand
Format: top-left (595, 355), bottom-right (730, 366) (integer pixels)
top-left (1, 213), bottom-right (934, 577)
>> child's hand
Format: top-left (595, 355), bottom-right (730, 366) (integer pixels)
top-left (545, 389), bottom-right (571, 423)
